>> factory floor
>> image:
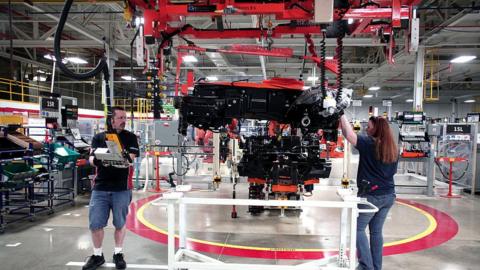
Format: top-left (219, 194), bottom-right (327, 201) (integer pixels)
top-left (0, 181), bottom-right (479, 270)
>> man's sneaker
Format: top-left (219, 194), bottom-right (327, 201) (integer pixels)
top-left (82, 254), bottom-right (105, 270)
top-left (113, 253), bottom-right (127, 269)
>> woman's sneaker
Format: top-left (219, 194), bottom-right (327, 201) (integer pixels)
top-left (82, 254), bottom-right (105, 270)
top-left (113, 253), bottom-right (127, 269)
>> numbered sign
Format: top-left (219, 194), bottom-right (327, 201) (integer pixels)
top-left (446, 124), bottom-right (471, 134)
top-left (41, 98), bottom-right (59, 111)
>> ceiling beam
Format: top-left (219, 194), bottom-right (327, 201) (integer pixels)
top-left (22, 2), bottom-right (131, 59)
top-left (39, 26), bottom-right (57, 40)
top-left (349, 10), bottom-right (472, 87)
top-left (11, 25), bottom-right (31, 40)
top-left (0, 39), bottom-right (131, 47)
top-left (0, 51), bottom-right (52, 69)
top-left (175, 38), bottom-right (398, 47)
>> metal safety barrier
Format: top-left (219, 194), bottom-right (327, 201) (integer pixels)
top-left (0, 78), bottom-right (50, 103)
top-left (151, 190), bottom-right (378, 270)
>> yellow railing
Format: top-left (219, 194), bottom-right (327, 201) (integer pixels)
top-left (423, 49), bottom-right (440, 102)
top-left (114, 98), bottom-right (152, 119)
top-left (0, 78), bottom-right (51, 103)
top-left (137, 98), bottom-right (152, 120)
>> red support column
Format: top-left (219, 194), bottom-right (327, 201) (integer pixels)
top-left (392, 0), bottom-right (402, 28)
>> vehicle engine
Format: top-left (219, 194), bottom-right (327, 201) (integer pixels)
top-left (176, 79), bottom-right (352, 214)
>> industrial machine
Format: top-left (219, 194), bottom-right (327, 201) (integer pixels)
top-left (394, 111), bottom-right (444, 196)
top-left (396, 111), bottom-right (429, 158)
top-left (59, 104), bottom-right (91, 156)
top-left (127, 0), bottom-right (420, 66)
top-left (238, 133), bottom-right (330, 214)
top-left (177, 79), bottom-right (352, 136)
top-left (436, 123), bottom-right (478, 194)
top-left (176, 79), bottom-right (352, 214)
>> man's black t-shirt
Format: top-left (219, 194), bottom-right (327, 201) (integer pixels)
top-left (355, 135), bottom-right (397, 195)
top-left (91, 130), bottom-right (139, 191)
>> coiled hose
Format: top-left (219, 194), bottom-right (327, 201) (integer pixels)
top-left (304, 32), bottom-right (327, 99)
top-left (335, 36), bottom-right (344, 104)
top-left (54, 0), bottom-right (111, 128)
top-left (54, 0), bottom-right (108, 80)
top-left (319, 31), bottom-right (327, 98)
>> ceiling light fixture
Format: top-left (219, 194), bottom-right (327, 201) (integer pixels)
top-left (363, 94), bottom-right (373, 98)
top-left (406, 99), bottom-right (414, 103)
top-left (33, 76), bottom-right (47, 82)
top-left (44, 54), bottom-right (68, 64)
top-left (206, 76), bottom-right (218, 81)
top-left (368, 86), bottom-right (380, 91)
top-left (307, 76), bottom-right (318, 81)
top-left (450, 55), bottom-right (476, 63)
top-left (464, 99), bottom-right (475, 103)
top-left (44, 54), bottom-right (55, 61)
top-left (182, 55), bottom-right (198, 63)
top-left (121, 75), bottom-right (136, 81)
top-left (348, 18), bottom-right (354, 24)
top-left (64, 57), bottom-right (88, 64)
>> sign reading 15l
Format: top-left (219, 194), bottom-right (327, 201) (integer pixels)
top-left (41, 98), bottom-right (59, 111)
top-left (446, 124), bottom-right (471, 134)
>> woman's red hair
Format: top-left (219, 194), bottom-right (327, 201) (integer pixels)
top-left (369, 116), bottom-right (398, 164)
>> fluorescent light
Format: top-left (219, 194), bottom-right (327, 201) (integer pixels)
top-left (44, 54), bottom-right (67, 64)
top-left (326, 56), bottom-right (334, 60)
top-left (33, 76), bottom-right (47, 82)
top-left (406, 99), bottom-right (414, 103)
top-left (182, 55), bottom-right (198, 63)
top-left (363, 94), bottom-right (373, 98)
top-left (302, 86), bottom-right (311, 90)
top-left (348, 18), bottom-right (354, 25)
top-left (44, 54), bottom-right (55, 61)
top-left (64, 57), bottom-right (88, 64)
top-left (206, 76), bottom-right (218, 81)
top-left (134, 17), bottom-right (144, 26)
top-left (368, 86), bottom-right (380, 91)
top-left (307, 76), bottom-right (318, 81)
top-left (464, 99), bottom-right (475, 103)
top-left (450, 55), bottom-right (476, 63)
top-left (121, 75), bottom-right (136, 81)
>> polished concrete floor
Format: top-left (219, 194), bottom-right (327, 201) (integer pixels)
top-left (0, 181), bottom-right (479, 270)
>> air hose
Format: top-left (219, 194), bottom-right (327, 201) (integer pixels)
top-left (335, 36), bottom-right (344, 104)
top-left (319, 31), bottom-right (327, 98)
top-left (304, 32), bottom-right (327, 99)
top-left (54, 0), bottom-right (112, 129)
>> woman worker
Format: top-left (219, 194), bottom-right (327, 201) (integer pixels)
top-left (339, 115), bottom-right (399, 270)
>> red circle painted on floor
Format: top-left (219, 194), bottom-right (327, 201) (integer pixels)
top-left (126, 195), bottom-right (458, 260)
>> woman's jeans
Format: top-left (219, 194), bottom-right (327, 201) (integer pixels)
top-left (357, 193), bottom-right (396, 270)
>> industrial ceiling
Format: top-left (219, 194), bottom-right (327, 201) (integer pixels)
top-left (0, 0), bottom-right (479, 106)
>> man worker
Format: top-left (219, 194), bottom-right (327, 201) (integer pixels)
top-left (83, 107), bottom-right (139, 270)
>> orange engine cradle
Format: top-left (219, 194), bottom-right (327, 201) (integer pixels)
top-left (271, 184), bottom-right (298, 193)
top-left (304, 179), bottom-right (319, 186)
top-left (248, 178), bottom-right (319, 193)
top-left (248, 177), bottom-right (267, 185)
top-left (320, 133), bottom-right (344, 159)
